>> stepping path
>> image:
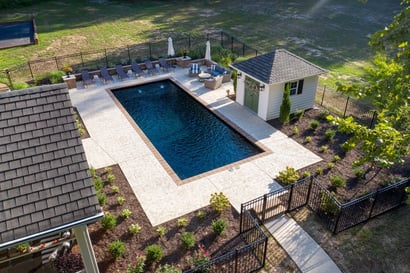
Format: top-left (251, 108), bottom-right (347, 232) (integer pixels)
top-left (265, 215), bottom-right (342, 273)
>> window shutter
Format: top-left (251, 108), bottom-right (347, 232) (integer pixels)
top-left (297, 79), bottom-right (304, 94)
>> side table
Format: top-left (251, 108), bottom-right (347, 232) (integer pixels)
top-left (176, 56), bottom-right (191, 68)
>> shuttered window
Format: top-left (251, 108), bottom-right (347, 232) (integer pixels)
top-left (285, 79), bottom-right (304, 96)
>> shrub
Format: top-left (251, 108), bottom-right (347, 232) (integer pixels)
top-left (93, 176), bottom-right (104, 192)
top-left (126, 255), bottom-right (145, 273)
top-left (185, 245), bottom-right (211, 270)
top-left (330, 175), bottom-right (346, 188)
top-left (276, 166), bottom-right (299, 184)
top-left (12, 81), bottom-right (30, 90)
top-left (320, 192), bottom-right (340, 216)
top-left (328, 162), bottom-right (335, 169)
top-left (197, 210), bottom-right (206, 220)
top-left (15, 243), bottom-right (30, 253)
top-left (53, 253), bottom-right (84, 273)
top-left (180, 232), bottom-right (195, 249)
top-left (279, 84), bottom-right (291, 124)
top-left (129, 223), bottom-right (142, 235)
top-left (381, 174), bottom-right (406, 186)
top-left (325, 129), bottom-right (336, 141)
top-left (333, 155), bottom-right (341, 162)
top-left (97, 192), bottom-right (107, 206)
top-left (305, 136), bottom-right (313, 143)
top-left (320, 145), bottom-right (329, 152)
top-left (210, 192), bottom-right (230, 213)
top-left (111, 185), bottom-right (120, 194)
top-left (302, 171), bottom-right (311, 178)
top-left (155, 264), bottom-right (181, 273)
top-left (89, 166), bottom-right (97, 178)
top-left (316, 167), bottom-right (324, 175)
top-left (107, 174), bottom-right (116, 184)
top-left (117, 196), bottom-right (126, 205)
top-left (108, 240), bottom-right (126, 258)
top-left (145, 244), bottom-right (163, 264)
top-left (293, 109), bottom-right (304, 121)
top-left (293, 126), bottom-right (299, 135)
top-left (35, 70), bottom-right (64, 85)
top-left (104, 166), bottom-right (113, 174)
top-left (354, 168), bottom-right (366, 179)
top-left (101, 213), bottom-right (117, 230)
top-left (156, 226), bottom-right (166, 238)
top-left (177, 217), bottom-right (188, 228)
top-left (310, 119), bottom-right (320, 130)
top-left (121, 208), bottom-right (132, 219)
top-left (212, 218), bottom-right (227, 236)
top-left (341, 141), bottom-right (355, 152)
top-left (319, 110), bottom-right (330, 120)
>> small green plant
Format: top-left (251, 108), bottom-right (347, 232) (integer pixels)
top-left (15, 243), bottom-right (30, 253)
top-left (305, 136), bottom-right (313, 143)
top-left (126, 255), bottom-right (145, 273)
top-left (101, 213), bottom-right (117, 230)
top-left (333, 155), bottom-right (341, 162)
top-left (293, 126), bottom-right (299, 135)
top-left (177, 217), bottom-right (188, 228)
top-left (97, 192), bottom-right (107, 206)
top-left (156, 226), bottom-right (166, 238)
top-left (154, 264), bottom-right (181, 273)
top-left (210, 192), bottom-right (230, 213)
top-left (111, 185), bottom-right (120, 194)
top-left (328, 162), bottom-right (335, 169)
top-left (330, 175), bottom-right (346, 188)
top-left (185, 245), bottom-right (211, 270)
top-left (276, 166), bottom-right (300, 184)
top-left (301, 171), bottom-right (311, 178)
top-left (93, 176), bottom-right (104, 192)
top-left (145, 244), bottom-right (163, 264)
top-left (212, 218), bottom-right (227, 236)
top-left (104, 166), bottom-right (113, 174)
top-left (107, 174), bottom-right (116, 184)
top-left (325, 129), bottom-right (336, 141)
top-left (319, 110), bottom-right (330, 120)
top-left (197, 210), bottom-right (206, 220)
top-left (121, 208), bottom-right (132, 219)
top-left (320, 145), bottom-right (329, 152)
top-left (89, 166), bottom-right (97, 178)
top-left (354, 168), bottom-right (366, 180)
top-left (108, 240), bottom-right (126, 258)
top-left (316, 167), bottom-right (324, 175)
top-left (180, 232), bottom-right (195, 249)
top-left (293, 109), bottom-right (304, 121)
top-left (341, 141), bottom-right (355, 152)
top-left (129, 223), bottom-right (142, 235)
top-left (320, 192), bottom-right (340, 216)
top-left (310, 119), bottom-right (320, 130)
top-left (117, 196), bottom-right (126, 205)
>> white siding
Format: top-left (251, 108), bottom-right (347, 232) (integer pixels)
top-left (236, 77), bottom-right (245, 105)
top-left (266, 75), bottom-right (319, 120)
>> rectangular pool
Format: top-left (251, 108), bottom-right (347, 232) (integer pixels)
top-left (112, 80), bottom-right (263, 180)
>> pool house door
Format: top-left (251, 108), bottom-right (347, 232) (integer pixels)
top-left (244, 76), bottom-right (259, 113)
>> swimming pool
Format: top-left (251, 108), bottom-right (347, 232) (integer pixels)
top-left (112, 80), bottom-right (263, 180)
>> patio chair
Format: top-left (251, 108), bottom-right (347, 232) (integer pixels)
top-left (159, 58), bottom-right (173, 72)
top-left (100, 67), bottom-right (114, 83)
top-left (188, 63), bottom-right (200, 77)
top-left (204, 75), bottom-right (223, 90)
top-left (115, 64), bottom-right (129, 80)
top-left (131, 61), bottom-right (144, 77)
top-left (81, 70), bottom-right (93, 88)
top-left (144, 60), bottom-right (157, 75)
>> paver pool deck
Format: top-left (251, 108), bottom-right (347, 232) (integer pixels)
top-left (69, 66), bottom-right (322, 226)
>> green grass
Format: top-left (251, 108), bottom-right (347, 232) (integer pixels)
top-left (0, 0), bottom-right (402, 82)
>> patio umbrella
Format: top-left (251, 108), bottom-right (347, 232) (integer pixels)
top-left (167, 37), bottom-right (175, 57)
top-left (205, 40), bottom-right (211, 61)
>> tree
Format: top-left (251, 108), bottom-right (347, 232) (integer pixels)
top-left (279, 84), bottom-right (291, 124)
top-left (333, 0), bottom-right (410, 168)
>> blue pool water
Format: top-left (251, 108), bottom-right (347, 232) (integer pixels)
top-left (112, 80), bottom-right (262, 179)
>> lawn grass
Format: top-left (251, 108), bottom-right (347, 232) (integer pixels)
top-left (0, 0), bottom-right (402, 85)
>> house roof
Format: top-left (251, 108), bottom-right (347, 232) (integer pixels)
top-left (231, 49), bottom-right (327, 84)
top-left (0, 84), bottom-right (102, 249)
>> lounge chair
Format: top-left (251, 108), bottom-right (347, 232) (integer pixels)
top-left (100, 67), bottom-right (114, 83)
top-left (81, 70), bottom-right (93, 87)
top-left (188, 63), bottom-right (200, 77)
top-left (204, 76), bottom-right (223, 90)
top-left (144, 60), bottom-right (157, 75)
top-left (131, 61), bottom-right (144, 77)
top-left (159, 58), bottom-right (173, 72)
top-left (115, 64), bottom-right (129, 80)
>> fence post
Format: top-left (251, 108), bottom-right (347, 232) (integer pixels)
top-left (261, 194), bottom-right (267, 223)
top-left (104, 49), bottom-right (108, 67)
top-left (188, 34), bottom-right (191, 50)
top-left (80, 52), bottom-right (84, 67)
top-left (368, 192), bottom-right (378, 219)
top-left (306, 176), bottom-right (314, 206)
top-left (370, 111), bottom-right (377, 128)
top-left (27, 61), bottom-right (34, 79)
top-left (321, 85), bottom-right (326, 106)
top-left (234, 248), bottom-right (239, 273)
top-left (127, 45), bottom-right (131, 64)
top-left (5, 70), bottom-right (13, 90)
top-left (148, 42), bottom-right (152, 60)
top-left (54, 56), bottom-right (59, 71)
top-left (343, 96), bottom-right (350, 118)
top-left (262, 236), bottom-right (268, 268)
top-left (239, 204), bottom-right (244, 234)
top-left (242, 43), bottom-right (245, 57)
top-left (333, 206), bottom-right (343, 234)
top-left (287, 184), bottom-right (294, 211)
top-left (220, 31), bottom-right (224, 47)
top-left (231, 36), bottom-right (234, 51)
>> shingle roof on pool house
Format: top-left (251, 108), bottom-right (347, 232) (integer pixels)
top-left (0, 84), bottom-right (103, 273)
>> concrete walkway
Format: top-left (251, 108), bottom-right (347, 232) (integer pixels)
top-left (69, 66), bottom-right (341, 273)
top-left (265, 215), bottom-right (342, 273)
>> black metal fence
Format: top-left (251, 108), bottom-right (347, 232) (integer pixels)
top-left (242, 176), bottom-right (409, 234)
top-left (316, 84), bottom-right (377, 128)
top-left (0, 30), bottom-right (259, 89)
top-left (184, 209), bottom-right (268, 273)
